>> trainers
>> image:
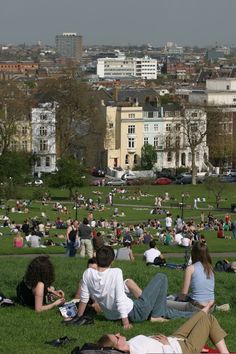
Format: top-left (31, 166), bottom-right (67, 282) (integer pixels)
top-left (215, 304), bottom-right (230, 312)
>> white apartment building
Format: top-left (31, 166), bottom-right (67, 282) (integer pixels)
top-left (31, 102), bottom-right (57, 176)
top-left (189, 78), bottom-right (236, 106)
top-left (97, 56), bottom-right (158, 79)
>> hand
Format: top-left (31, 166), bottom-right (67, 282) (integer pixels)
top-left (152, 334), bottom-right (170, 346)
top-left (54, 297), bottom-right (65, 306)
top-left (123, 323), bottom-right (133, 330)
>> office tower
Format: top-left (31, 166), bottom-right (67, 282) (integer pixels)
top-left (55, 33), bottom-right (83, 61)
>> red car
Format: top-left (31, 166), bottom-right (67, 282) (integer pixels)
top-left (152, 177), bottom-right (173, 185)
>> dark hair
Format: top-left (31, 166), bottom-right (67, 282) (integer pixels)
top-left (149, 240), bottom-right (156, 248)
top-left (97, 334), bottom-right (114, 348)
top-left (191, 242), bottom-right (213, 278)
top-left (123, 240), bottom-right (131, 247)
top-left (24, 256), bottom-right (55, 289)
top-left (83, 218), bottom-right (89, 225)
top-left (96, 246), bottom-right (115, 267)
top-left (87, 257), bottom-right (97, 267)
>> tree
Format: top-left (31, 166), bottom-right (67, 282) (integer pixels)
top-left (0, 81), bottom-right (30, 154)
top-left (0, 151), bottom-right (32, 184)
top-left (50, 158), bottom-right (85, 198)
top-left (205, 177), bottom-right (227, 209)
top-left (141, 144), bottom-right (157, 170)
top-left (34, 78), bottom-right (105, 166)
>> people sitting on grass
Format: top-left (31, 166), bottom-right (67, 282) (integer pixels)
top-left (16, 256), bottom-right (65, 312)
top-left (143, 240), bottom-right (165, 265)
top-left (167, 241), bottom-right (215, 314)
top-left (116, 240), bottom-right (135, 261)
top-left (96, 303), bottom-right (229, 354)
top-left (13, 232), bottom-right (24, 248)
top-left (77, 246), bottom-right (192, 329)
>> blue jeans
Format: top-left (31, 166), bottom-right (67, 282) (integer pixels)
top-left (66, 241), bottom-right (76, 257)
top-left (128, 273), bottom-right (192, 322)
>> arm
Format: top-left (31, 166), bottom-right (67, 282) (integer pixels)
top-left (129, 250), bottom-right (135, 262)
top-left (66, 226), bottom-right (72, 241)
top-left (180, 265), bottom-right (194, 299)
top-left (115, 269), bottom-right (133, 329)
top-left (78, 301), bottom-right (87, 317)
top-left (33, 282), bottom-right (65, 312)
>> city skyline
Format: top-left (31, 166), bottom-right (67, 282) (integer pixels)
top-left (1, 0), bottom-right (236, 47)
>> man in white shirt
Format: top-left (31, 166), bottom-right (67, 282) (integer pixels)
top-left (143, 240), bottom-right (164, 264)
top-left (78, 246), bottom-right (191, 329)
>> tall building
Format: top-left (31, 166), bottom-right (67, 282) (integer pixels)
top-left (55, 33), bottom-right (83, 62)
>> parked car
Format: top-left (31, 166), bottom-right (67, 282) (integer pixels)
top-left (220, 175), bottom-right (236, 183)
top-left (106, 178), bottom-right (126, 186)
top-left (223, 169), bottom-right (236, 177)
top-left (152, 177), bottom-right (173, 185)
top-left (34, 179), bottom-right (44, 186)
top-left (121, 173), bottom-right (136, 180)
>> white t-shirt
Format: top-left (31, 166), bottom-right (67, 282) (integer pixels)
top-left (128, 335), bottom-right (182, 354)
top-left (181, 237), bottom-right (191, 247)
top-left (30, 235), bottom-right (41, 248)
top-left (143, 248), bottom-right (161, 263)
top-left (174, 233), bottom-right (183, 245)
top-left (80, 267), bottom-right (133, 320)
top-left (165, 216), bottom-right (172, 228)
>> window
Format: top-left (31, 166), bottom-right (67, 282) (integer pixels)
top-left (167, 151), bottom-right (172, 162)
top-left (166, 136), bottom-right (171, 148)
top-left (37, 157), bottom-right (41, 167)
top-left (144, 124), bottom-right (148, 132)
top-left (128, 113), bottom-right (135, 118)
top-left (154, 136), bottom-right (158, 148)
top-left (176, 136), bottom-right (180, 148)
top-left (188, 152), bottom-right (192, 162)
top-left (40, 126), bottom-right (47, 136)
top-left (226, 85), bottom-right (230, 90)
top-left (196, 152), bottom-right (200, 162)
top-left (40, 113), bottom-right (47, 120)
top-left (39, 139), bottom-right (48, 152)
top-left (191, 112), bottom-right (198, 118)
top-left (190, 123), bottom-right (198, 131)
top-left (22, 141), bottom-right (28, 151)
top-left (166, 123), bottom-right (171, 131)
top-left (134, 154), bottom-right (137, 164)
top-left (11, 140), bottom-right (17, 150)
top-left (148, 111), bottom-right (153, 118)
top-left (109, 123), bottom-right (114, 129)
top-left (22, 126), bottom-right (28, 135)
top-left (128, 137), bottom-right (135, 148)
top-left (125, 154), bottom-right (129, 164)
top-left (128, 125), bottom-right (135, 134)
top-left (176, 124), bottom-right (181, 131)
top-left (154, 124), bottom-right (158, 132)
top-left (45, 156), bottom-right (50, 167)
top-left (144, 137), bottom-right (149, 145)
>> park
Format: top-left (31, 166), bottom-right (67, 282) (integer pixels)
top-left (0, 182), bottom-right (236, 353)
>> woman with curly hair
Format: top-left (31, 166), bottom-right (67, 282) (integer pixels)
top-left (16, 256), bottom-right (65, 312)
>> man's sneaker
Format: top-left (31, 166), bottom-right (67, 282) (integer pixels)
top-left (215, 304), bottom-right (230, 312)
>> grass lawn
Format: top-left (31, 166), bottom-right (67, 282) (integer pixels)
top-left (0, 184), bottom-right (236, 353)
top-left (0, 256), bottom-right (235, 353)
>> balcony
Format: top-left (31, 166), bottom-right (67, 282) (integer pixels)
top-left (127, 146), bottom-right (136, 153)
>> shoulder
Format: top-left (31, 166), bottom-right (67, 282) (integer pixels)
top-left (33, 281), bottom-right (45, 294)
top-left (185, 265), bottom-right (194, 275)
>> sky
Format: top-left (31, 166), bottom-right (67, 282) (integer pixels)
top-left (1, 0), bottom-right (236, 47)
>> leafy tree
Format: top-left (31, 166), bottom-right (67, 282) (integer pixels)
top-left (141, 144), bottom-right (157, 170)
top-left (0, 152), bottom-right (32, 184)
top-left (50, 158), bottom-right (85, 198)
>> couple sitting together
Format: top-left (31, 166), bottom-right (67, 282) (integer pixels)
top-left (16, 244), bottom-right (230, 353)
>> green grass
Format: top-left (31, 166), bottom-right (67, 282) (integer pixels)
top-left (0, 256), bottom-right (235, 353)
top-left (0, 184), bottom-right (236, 353)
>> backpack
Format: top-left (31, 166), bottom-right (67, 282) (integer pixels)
top-left (71, 343), bottom-right (125, 354)
top-left (153, 256), bottom-right (166, 266)
top-left (214, 259), bottom-right (232, 272)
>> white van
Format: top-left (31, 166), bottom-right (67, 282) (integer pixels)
top-left (223, 169), bottom-right (236, 177)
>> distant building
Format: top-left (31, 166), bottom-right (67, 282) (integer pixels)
top-left (55, 33), bottom-right (83, 62)
top-left (31, 103), bottom-right (57, 176)
top-left (0, 61), bottom-right (38, 73)
top-left (97, 55), bottom-right (158, 79)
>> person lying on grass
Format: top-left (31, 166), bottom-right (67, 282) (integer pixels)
top-left (16, 256), bottom-right (65, 312)
top-left (96, 303), bottom-right (229, 354)
top-left (77, 246), bottom-right (192, 330)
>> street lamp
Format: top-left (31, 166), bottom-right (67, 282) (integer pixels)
top-left (181, 193), bottom-right (184, 221)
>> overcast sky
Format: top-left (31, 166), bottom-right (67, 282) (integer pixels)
top-left (1, 0), bottom-right (236, 47)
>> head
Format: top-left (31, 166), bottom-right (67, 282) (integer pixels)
top-left (24, 256), bottom-right (55, 289)
top-left (87, 257), bottom-right (97, 270)
top-left (149, 240), bottom-right (156, 249)
top-left (96, 246), bottom-right (115, 268)
top-left (123, 240), bottom-right (131, 248)
top-left (83, 218), bottom-right (89, 225)
top-left (191, 241), bottom-right (213, 277)
top-left (97, 333), bottom-right (129, 353)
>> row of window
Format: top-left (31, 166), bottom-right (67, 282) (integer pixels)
top-left (36, 156), bottom-right (51, 167)
top-left (128, 123), bottom-right (181, 134)
top-left (20, 126), bottom-right (49, 136)
top-left (124, 151), bottom-right (200, 165)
